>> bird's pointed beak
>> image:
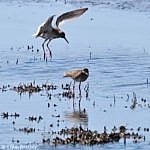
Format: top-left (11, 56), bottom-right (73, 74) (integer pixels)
top-left (64, 36), bottom-right (69, 44)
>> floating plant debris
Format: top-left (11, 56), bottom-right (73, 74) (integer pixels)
top-left (61, 83), bottom-right (71, 90)
top-left (12, 137), bottom-right (20, 143)
top-left (18, 127), bottom-right (36, 134)
top-left (0, 81), bottom-right (87, 100)
top-left (61, 83), bottom-right (75, 99)
top-left (1, 112), bottom-right (20, 119)
top-left (62, 90), bottom-right (74, 99)
top-left (26, 116), bottom-right (43, 123)
top-left (127, 92), bottom-right (150, 110)
top-left (52, 114), bottom-right (60, 118)
top-left (13, 83), bottom-right (41, 94)
top-left (42, 126), bottom-right (145, 145)
top-left (0, 84), bottom-right (10, 92)
top-left (12, 82), bottom-right (57, 95)
top-left (42, 84), bottom-right (57, 90)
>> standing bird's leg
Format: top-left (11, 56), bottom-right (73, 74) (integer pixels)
top-left (46, 39), bottom-right (52, 59)
top-left (79, 96), bottom-right (81, 109)
top-left (42, 39), bottom-right (49, 60)
top-left (79, 82), bottom-right (81, 96)
top-left (73, 80), bottom-right (75, 98)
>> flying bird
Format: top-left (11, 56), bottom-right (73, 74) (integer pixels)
top-left (64, 68), bottom-right (89, 95)
top-left (33, 8), bottom-right (88, 60)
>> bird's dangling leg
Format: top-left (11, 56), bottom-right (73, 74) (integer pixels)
top-left (46, 39), bottom-right (52, 60)
top-left (42, 39), bottom-right (49, 60)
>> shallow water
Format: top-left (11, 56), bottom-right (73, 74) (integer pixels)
top-left (0, 1), bottom-right (150, 150)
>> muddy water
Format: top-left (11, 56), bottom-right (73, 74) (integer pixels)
top-left (0, 1), bottom-right (150, 150)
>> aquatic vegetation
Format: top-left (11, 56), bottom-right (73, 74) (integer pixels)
top-left (42, 126), bottom-right (145, 145)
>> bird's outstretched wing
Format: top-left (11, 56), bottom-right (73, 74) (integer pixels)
top-left (33, 15), bottom-right (55, 37)
top-left (56, 8), bottom-right (88, 28)
top-left (43, 15), bottom-right (55, 28)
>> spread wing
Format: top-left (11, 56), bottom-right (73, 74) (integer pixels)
top-left (33, 15), bottom-right (55, 37)
top-left (43, 15), bottom-right (55, 28)
top-left (56, 8), bottom-right (88, 28)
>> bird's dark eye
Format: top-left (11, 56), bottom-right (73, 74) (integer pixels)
top-left (60, 32), bottom-right (65, 37)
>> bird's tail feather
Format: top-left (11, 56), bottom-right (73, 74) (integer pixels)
top-left (32, 33), bottom-right (38, 38)
top-left (64, 72), bottom-right (71, 77)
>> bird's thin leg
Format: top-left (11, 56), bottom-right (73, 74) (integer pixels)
top-left (46, 39), bottom-right (52, 59)
top-left (42, 39), bottom-right (48, 60)
top-left (73, 96), bottom-right (75, 110)
top-left (73, 80), bottom-right (75, 98)
top-left (79, 96), bottom-right (81, 109)
top-left (79, 82), bottom-right (81, 96)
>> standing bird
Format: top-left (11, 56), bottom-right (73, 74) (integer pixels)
top-left (33, 8), bottom-right (88, 60)
top-left (64, 68), bottom-right (89, 95)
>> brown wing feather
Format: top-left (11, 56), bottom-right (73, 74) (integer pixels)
top-left (44, 15), bottom-right (55, 27)
top-left (64, 69), bottom-right (82, 79)
top-left (56, 8), bottom-right (88, 27)
top-left (33, 15), bottom-right (55, 37)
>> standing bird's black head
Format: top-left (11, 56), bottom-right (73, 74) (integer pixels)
top-left (83, 68), bottom-right (89, 75)
top-left (60, 32), bottom-right (69, 44)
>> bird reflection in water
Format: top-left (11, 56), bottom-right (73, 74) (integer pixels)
top-left (64, 96), bottom-right (88, 127)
